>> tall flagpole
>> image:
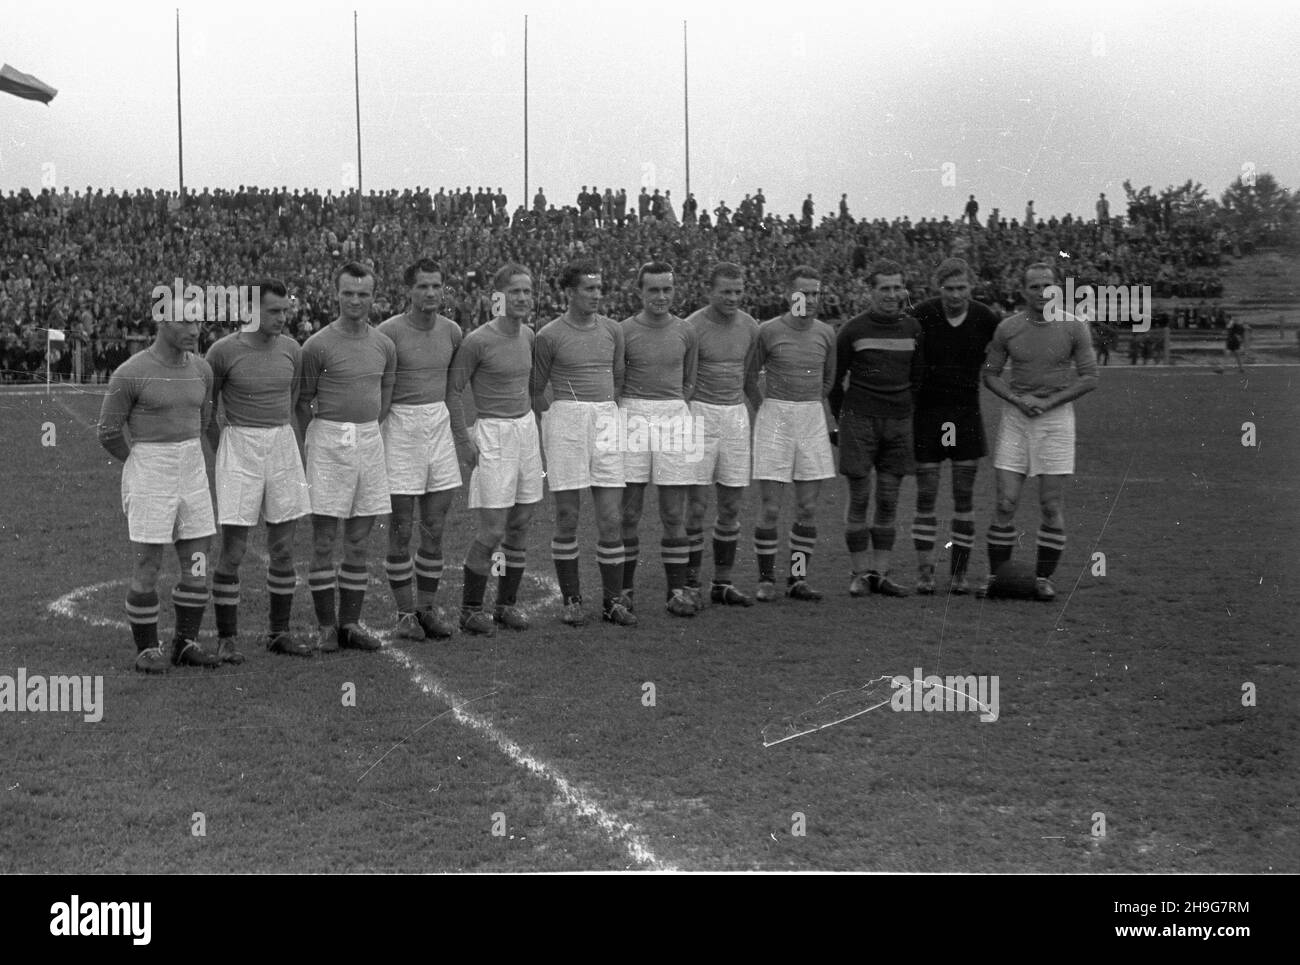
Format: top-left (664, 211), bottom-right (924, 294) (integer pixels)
top-left (683, 20), bottom-right (690, 207)
top-left (524, 14), bottom-right (529, 211)
top-left (176, 9), bottom-right (185, 204)
top-left (354, 11), bottom-right (363, 230)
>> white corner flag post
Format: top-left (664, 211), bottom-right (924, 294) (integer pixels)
top-left (47, 328), bottom-right (66, 394)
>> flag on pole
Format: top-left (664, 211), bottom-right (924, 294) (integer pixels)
top-left (47, 329), bottom-right (66, 342)
top-left (0, 64), bottom-right (57, 104)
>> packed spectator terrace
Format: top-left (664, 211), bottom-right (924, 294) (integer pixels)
top-left (1, 183), bottom-right (1229, 382)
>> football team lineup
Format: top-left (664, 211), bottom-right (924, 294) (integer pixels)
top-left (89, 254), bottom-right (1100, 675)
top-left (6, 271), bottom-right (1288, 875)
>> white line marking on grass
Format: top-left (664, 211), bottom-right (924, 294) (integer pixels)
top-left (48, 580), bottom-right (128, 629)
top-left (385, 646), bottom-right (674, 871)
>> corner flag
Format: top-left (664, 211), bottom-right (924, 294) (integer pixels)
top-left (0, 64), bottom-right (57, 104)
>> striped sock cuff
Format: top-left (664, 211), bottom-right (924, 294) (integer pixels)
top-left (622, 537), bottom-right (640, 564)
top-left (911, 515), bottom-right (938, 543)
top-left (385, 554), bottom-right (415, 585)
top-left (950, 526), bottom-right (976, 550)
top-left (338, 563), bottom-right (369, 593)
top-left (211, 574), bottom-right (240, 607)
top-left (267, 566), bottom-right (298, 596)
top-left (413, 552), bottom-right (443, 581)
top-left (308, 567), bottom-right (337, 593)
top-left (502, 544), bottom-right (526, 569)
top-left (172, 583), bottom-right (209, 609)
top-left (551, 537), bottom-right (580, 562)
top-left (713, 522), bottom-right (740, 544)
top-left (1036, 526), bottom-right (1067, 552)
top-left (987, 524), bottom-right (1018, 547)
top-left (125, 590), bottom-right (160, 626)
top-left (596, 540), bottom-right (625, 568)
top-left (789, 524), bottom-right (816, 555)
top-left (661, 537), bottom-right (691, 566)
top-left (686, 528), bottom-right (705, 552)
top-left (754, 527), bottom-right (780, 555)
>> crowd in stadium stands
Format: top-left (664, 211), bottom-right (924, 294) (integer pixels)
top-left (1, 183), bottom-right (1232, 382)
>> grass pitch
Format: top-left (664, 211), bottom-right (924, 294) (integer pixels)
top-left (1, 366), bottom-right (1295, 872)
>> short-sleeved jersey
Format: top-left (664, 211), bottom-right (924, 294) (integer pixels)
top-left (620, 313), bottom-right (697, 401)
top-left (532, 314), bottom-right (623, 404)
top-left (983, 311), bottom-right (1098, 398)
top-left (756, 314), bottom-right (837, 403)
top-left (377, 312), bottom-right (462, 406)
top-left (449, 320), bottom-right (534, 420)
top-left (685, 307), bottom-right (760, 406)
top-left (206, 331), bottom-right (301, 427)
top-left (97, 347), bottom-right (213, 444)
top-left (829, 310), bottom-right (925, 419)
top-left (910, 297), bottom-right (1001, 406)
top-left (300, 322), bottom-right (397, 423)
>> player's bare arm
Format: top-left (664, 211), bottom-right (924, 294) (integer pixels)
top-left (96, 383), bottom-right (132, 462)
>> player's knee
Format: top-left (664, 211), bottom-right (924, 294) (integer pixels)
top-left (659, 504), bottom-right (684, 532)
top-left (390, 515), bottom-right (414, 547)
top-left (995, 495), bottom-right (1018, 518)
top-left (757, 499), bottom-right (781, 529)
top-left (553, 506), bottom-right (579, 535)
top-left (595, 505), bottom-right (622, 539)
top-left (1040, 499), bottom-right (1064, 527)
top-left (218, 539), bottom-right (246, 572)
top-left (795, 497), bottom-right (818, 526)
top-left (132, 559), bottom-right (162, 591)
top-left (341, 539), bottom-right (368, 565)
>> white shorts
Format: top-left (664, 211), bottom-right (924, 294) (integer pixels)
top-left (753, 398), bottom-right (836, 482)
top-left (540, 400), bottom-right (625, 491)
top-left (382, 402), bottom-right (462, 495)
top-left (305, 418), bottom-right (391, 518)
top-left (993, 403), bottom-right (1076, 477)
top-left (618, 398), bottom-right (700, 486)
top-left (469, 412), bottom-right (545, 509)
top-left (121, 439), bottom-right (216, 544)
top-left (689, 400), bottom-right (751, 488)
top-left (216, 424), bottom-right (311, 526)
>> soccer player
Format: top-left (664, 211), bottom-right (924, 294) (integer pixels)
top-left (97, 295), bottom-right (220, 673)
top-left (205, 278), bottom-right (314, 661)
top-left (909, 258), bottom-right (1000, 595)
top-left (377, 259), bottom-right (470, 641)
top-left (830, 260), bottom-right (925, 598)
top-left (980, 261), bottom-right (1099, 600)
top-left (295, 262), bottom-right (397, 651)
top-left (532, 260), bottom-right (633, 627)
top-left (448, 263), bottom-right (544, 635)
top-left (684, 263), bottom-right (763, 609)
top-left (752, 266), bottom-right (837, 601)
top-left (618, 261), bottom-right (699, 618)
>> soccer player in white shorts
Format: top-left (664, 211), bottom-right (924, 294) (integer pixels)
top-left (684, 263), bottom-right (763, 609)
top-left (532, 260), bottom-right (633, 627)
top-left (449, 263), bottom-right (545, 635)
top-left (206, 278), bottom-right (313, 662)
top-left (97, 298), bottom-right (221, 673)
top-left (377, 259), bottom-right (471, 641)
top-left (618, 261), bottom-right (700, 618)
top-left (296, 262), bottom-right (397, 651)
top-left (981, 261), bottom-right (1099, 600)
top-left (752, 266), bottom-right (837, 602)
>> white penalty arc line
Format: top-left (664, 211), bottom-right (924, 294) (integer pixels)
top-left (49, 573), bottom-right (670, 870)
top-left (386, 647), bottom-right (674, 871)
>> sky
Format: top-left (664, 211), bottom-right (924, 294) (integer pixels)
top-left (2, 0), bottom-right (1297, 222)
